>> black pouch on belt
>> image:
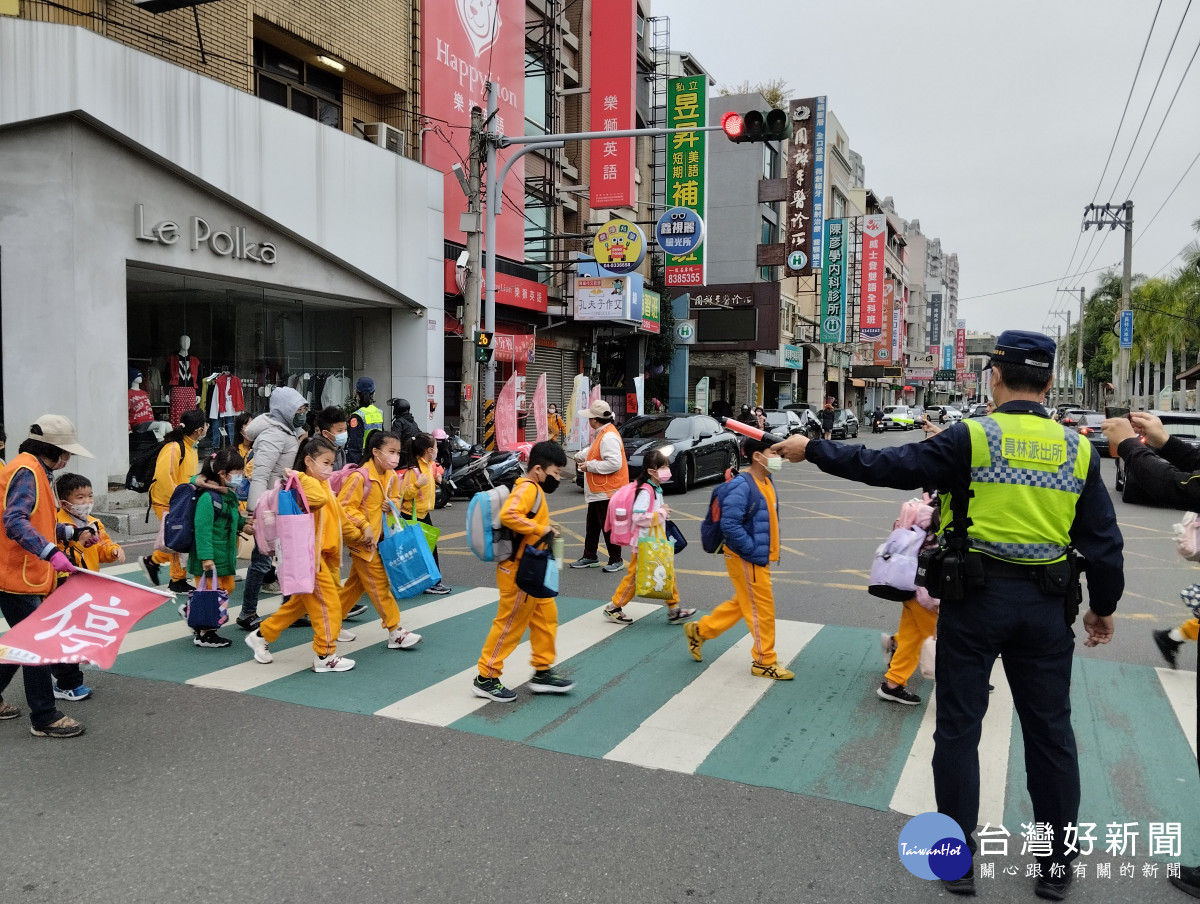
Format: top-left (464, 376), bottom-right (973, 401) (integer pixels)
top-left (1037, 559), bottom-right (1071, 596)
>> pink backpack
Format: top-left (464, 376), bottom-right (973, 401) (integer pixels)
top-left (605, 481), bottom-right (654, 547)
top-left (252, 484), bottom-right (282, 554)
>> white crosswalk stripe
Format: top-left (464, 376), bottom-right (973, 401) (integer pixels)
top-left (1158, 666), bottom-right (1198, 758)
top-left (604, 620), bottom-right (822, 773)
top-left (376, 601), bottom-right (660, 726)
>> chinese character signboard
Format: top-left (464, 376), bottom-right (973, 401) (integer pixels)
top-left (1120, 309), bottom-right (1134, 348)
top-left (422, 0), bottom-right (525, 261)
top-left (641, 288), bottom-right (661, 334)
top-left (655, 207), bottom-right (705, 258)
top-left (781, 343), bottom-right (804, 369)
top-left (665, 76), bottom-right (708, 286)
top-left (785, 96), bottom-right (827, 278)
top-left (943, 344), bottom-right (954, 371)
top-left (443, 259), bottom-right (547, 313)
top-left (0, 572), bottom-right (172, 668)
top-left (955, 319), bottom-right (967, 369)
top-left (820, 219), bottom-right (847, 343)
top-left (859, 214), bottom-right (886, 340)
top-left (928, 292), bottom-right (943, 345)
top-left (893, 283), bottom-right (904, 365)
top-left (875, 279), bottom-right (896, 363)
top-left (589, 0), bottom-right (636, 208)
top-left (575, 276), bottom-right (629, 320)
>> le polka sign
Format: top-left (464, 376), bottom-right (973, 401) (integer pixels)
top-left (135, 203), bottom-right (277, 265)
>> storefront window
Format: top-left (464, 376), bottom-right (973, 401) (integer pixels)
top-left (126, 265), bottom-right (385, 438)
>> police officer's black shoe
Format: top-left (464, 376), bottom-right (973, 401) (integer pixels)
top-left (1034, 872), bottom-right (1072, 900)
top-left (941, 873), bottom-right (975, 896)
top-left (1169, 864), bottom-right (1200, 899)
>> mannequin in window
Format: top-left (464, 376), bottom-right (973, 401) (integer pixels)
top-left (167, 334), bottom-right (202, 428)
top-left (208, 364), bottom-right (245, 449)
top-left (129, 367), bottom-right (169, 442)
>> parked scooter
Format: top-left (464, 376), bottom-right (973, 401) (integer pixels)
top-left (485, 449), bottom-right (524, 490)
top-left (443, 444), bottom-right (494, 501)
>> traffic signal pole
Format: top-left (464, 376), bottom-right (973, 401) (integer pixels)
top-left (475, 78), bottom-right (724, 407)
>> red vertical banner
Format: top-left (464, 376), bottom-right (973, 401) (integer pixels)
top-left (859, 215), bottom-right (886, 340)
top-left (955, 320), bottom-right (967, 372)
top-left (875, 280), bottom-right (895, 364)
top-left (589, 0), bottom-right (637, 208)
top-left (422, 0), bottom-right (526, 261)
top-left (496, 372), bottom-right (519, 450)
top-left (533, 373), bottom-right (548, 441)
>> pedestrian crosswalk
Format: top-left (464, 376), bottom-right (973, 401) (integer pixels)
top-left (11, 562), bottom-right (1200, 843)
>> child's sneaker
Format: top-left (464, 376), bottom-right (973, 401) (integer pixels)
top-left (345, 604), bottom-right (369, 620)
top-left (235, 613), bottom-right (261, 631)
top-left (313, 653), bottom-right (355, 673)
top-left (602, 604), bottom-right (633, 624)
top-left (194, 630), bottom-right (231, 648)
top-left (141, 555), bottom-right (163, 586)
top-left (245, 629), bottom-right (273, 663)
top-left (529, 668), bottom-right (575, 694)
top-left (53, 684), bottom-right (92, 702)
top-left (30, 716), bottom-right (85, 738)
top-left (0, 701), bottom-right (21, 720)
top-left (877, 680), bottom-right (921, 705)
top-left (169, 578), bottom-right (196, 594)
top-left (472, 675), bottom-right (516, 702)
top-left (684, 621), bottom-right (705, 661)
top-left (387, 627), bottom-right (422, 649)
top-left (1153, 629), bottom-right (1183, 669)
top-left (666, 607), bottom-right (697, 624)
top-left (750, 661), bottom-right (794, 680)
top-left (337, 628), bottom-right (356, 642)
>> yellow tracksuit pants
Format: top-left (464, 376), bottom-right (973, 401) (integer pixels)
top-left (696, 551), bottom-right (777, 665)
top-left (150, 503), bottom-right (188, 581)
top-left (339, 554), bottom-right (401, 632)
top-left (1180, 618), bottom-right (1199, 642)
top-left (259, 567), bottom-right (343, 657)
top-left (609, 548), bottom-right (679, 608)
top-left (885, 598), bottom-right (938, 687)
top-left (477, 559), bottom-right (558, 679)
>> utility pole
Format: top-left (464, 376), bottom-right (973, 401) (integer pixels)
top-left (459, 104), bottom-right (484, 443)
top-left (1083, 201), bottom-right (1133, 408)
top-left (1057, 287), bottom-right (1087, 406)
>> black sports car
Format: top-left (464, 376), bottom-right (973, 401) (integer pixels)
top-left (620, 413), bottom-right (741, 493)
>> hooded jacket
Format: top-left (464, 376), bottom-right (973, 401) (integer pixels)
top-left (246, 386), bottom-right (306, 508)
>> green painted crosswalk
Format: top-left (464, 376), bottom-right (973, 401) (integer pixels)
top-left (13, 561), bottom-right (1200, 846)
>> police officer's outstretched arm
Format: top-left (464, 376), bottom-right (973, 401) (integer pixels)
top-left (1070, 453), bottom-right (1124, 646)
top-left (777, 424), bottom-right (964, 492)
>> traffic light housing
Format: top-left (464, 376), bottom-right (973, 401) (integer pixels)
top-left (721, 108), bottom-right (791, 144)
top-left (474, 329), bottom-right (494, 363)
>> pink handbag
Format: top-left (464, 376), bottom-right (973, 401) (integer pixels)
top-left (274, 475), bottom-right (316, 595)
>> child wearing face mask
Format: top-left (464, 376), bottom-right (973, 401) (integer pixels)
top-left (473, 440), bottom-right (574, 702)
top-left (684, 437), bottom-right (794, 681)
top-left (335, 430), bottom-right (423, 650)
top-left (142, 409), bottom-right (207, 594)
top-left (184, 447), bottom-right (248, 648)
top-left (547, 405), bottom-right (566, 445)
top-left (51, 472), bottom-right (126, 702)
top-left (246, 437), bottom-right (364, 672)
top-left (602, 450), bottom-right (696, 626)
top-left (401, 433), bottom-right (450, 595)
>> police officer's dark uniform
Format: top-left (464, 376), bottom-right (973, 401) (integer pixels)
top-left (803, 331), bottom-right (1124, 898)
top-left (345, 377), bottom-right (383, 465)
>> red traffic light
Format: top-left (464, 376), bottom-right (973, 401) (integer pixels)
top-left (721, 111), bottom-right (745, 142)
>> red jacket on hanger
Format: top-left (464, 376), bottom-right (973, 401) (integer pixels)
top-left (214, 373), bottom-right (245, 414)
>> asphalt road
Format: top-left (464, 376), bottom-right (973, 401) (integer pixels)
top-left (1, 426), bottom-right (1196, 904)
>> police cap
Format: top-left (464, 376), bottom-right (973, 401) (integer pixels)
top-left (990, 330), bottom-right (1055, 369)
top-left (355, 377), bottom-right (375, 393)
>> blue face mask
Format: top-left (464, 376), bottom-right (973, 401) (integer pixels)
top-left (332, 431), bottom-right (349, 448)
top-left (226, 473), bottom-right (247, 490)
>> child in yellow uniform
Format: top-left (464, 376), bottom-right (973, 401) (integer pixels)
top-left (602, 449), bottom-right (696, 625)
top-left (246, 436), bottom-right (364, 672)
top-left (685, 437), bottom-right (793, 680)
top-left (473, 441), bottom-right (573, 702)
top-left (402, 433), bottom-right (450, 594)
top-left (336, 430), bottom-right (422, 650)
top-left (141, 409), bottom-right (206, 593)
top-left (52, 472), bottom-right (126, 702)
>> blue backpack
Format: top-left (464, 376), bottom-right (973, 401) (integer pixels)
top-left (161, 484), bottom-right (219, 553)
top-left (700, 472), bottom-right (761, 554)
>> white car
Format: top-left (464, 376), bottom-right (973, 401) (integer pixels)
top-left (880, 405), bottom-right (919, 430)
top-left (926, 405), bottom-right (963, 424)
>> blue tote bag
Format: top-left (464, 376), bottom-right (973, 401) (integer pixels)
top-left (378, 503), bottom-right (441, 598)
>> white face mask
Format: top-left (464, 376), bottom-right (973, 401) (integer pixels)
top-left (64, 501), bottom-right (93, 520)
top-left (764, 456), bottom-right (783, 473)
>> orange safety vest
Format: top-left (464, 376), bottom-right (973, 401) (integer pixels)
top-left (585, 423), bottom-right (629, 497)
top-left (0, 453), bottom-right (57, 595)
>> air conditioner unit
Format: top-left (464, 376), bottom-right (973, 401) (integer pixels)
top-left (364, 123), bottom-right (406, 156)
top-left (772, 372), bottom-right (793, 383)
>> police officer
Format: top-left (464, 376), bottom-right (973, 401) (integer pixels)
top-left (345, 377), bottom-right (383, 465)
top-left (773, 331), bottom-right (1123, 900)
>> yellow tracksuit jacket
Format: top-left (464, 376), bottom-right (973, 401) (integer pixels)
top-left (149, 436), bottom-right (199, 580)
top-left (56, 510), bottom-right (123, 573)
top-left (337, 461), bottom-right (406, 629)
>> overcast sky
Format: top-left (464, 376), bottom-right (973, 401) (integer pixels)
top-left (654, 0), bottom-right (1200, 337)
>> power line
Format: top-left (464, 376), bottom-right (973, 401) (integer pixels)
top-left (1105, 0), bottom-right (1194, 204)
top-left (1123, 31), bottom-right (1200, 198)
top-left (1135, 146), bottom-right (1200, 246)
top-left (961, 264), bottom-right (1118, 302)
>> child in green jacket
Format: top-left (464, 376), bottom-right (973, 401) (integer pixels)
top-left (188, 448), bottom-right (248, 648)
